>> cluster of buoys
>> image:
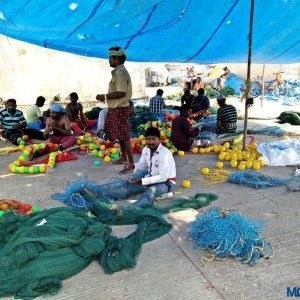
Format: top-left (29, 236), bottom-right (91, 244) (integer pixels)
top-left (201, 141), bottom-right (266, 178)
top-left (0, 199), bottom-right (40, 217)
top-left (9, 141), bottom-right (60, 174)
top-left (76, 133), bottom-right (121, 163)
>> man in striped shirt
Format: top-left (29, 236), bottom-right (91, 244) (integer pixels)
top-left (149, 89), bottom-right (165, 114)
top-left (0, 99), bottom-right (45, 145)
top-left (216, 95), bottom-right (237, 134)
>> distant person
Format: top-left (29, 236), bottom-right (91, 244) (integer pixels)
top-left (191, 88), bottom-right (210, 114)
top-left (181, 89), bottom-right (194, 107)
top-left (194, 77), bottom-right (204, 92)
top-left (216, 95), bottom-right (237, 134)
top-left (66, 92), bottom-right (96, 135)
top-left (171, 105), bottom-right (202, 151)
top-left (149, 89), bottom-right (166, 114)
top-left (43, 104), bottom-right (76, 150)
top-left (26, 96), bottom-right (46, 130)
top-left (130, 126), bottom-right (176, 208)
top-left (212, 78), bottom-right (224, 92)
top-left (0, 99), bottom-right (45, 145)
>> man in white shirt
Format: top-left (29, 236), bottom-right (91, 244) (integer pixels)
top-left (130, 126), bottom-right (176, 208)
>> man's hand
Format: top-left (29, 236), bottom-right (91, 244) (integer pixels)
top-left (129, 179), bottom-right (142, 184)
top-left (96, 94), bottom-right (106, 103)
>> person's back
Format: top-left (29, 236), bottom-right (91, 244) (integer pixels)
top-left (181, 90), bottom-right (194, 107)
top-left (191, 88), bottom-right (210, 113)
top-left (216, 95), bottom-right (237, 133)
top-left (26, 104), bottom-right (41, 122)
top-left (66, 102), bottom-right (81, 122)
top-left (149, 89), bottom-right (165, 114)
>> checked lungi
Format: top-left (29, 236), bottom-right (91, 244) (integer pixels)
top-left (105, 106), bottom-right (131, 141)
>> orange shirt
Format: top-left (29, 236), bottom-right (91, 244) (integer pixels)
top-left (194, 82), bottom-right (204, 91)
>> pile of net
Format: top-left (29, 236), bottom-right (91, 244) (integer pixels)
top-left (277, 111), bottom-right (300, 125)
top-left (52, 175), bottom-right (217, 213)
top-left (189, 208), bottom-right (273, 266)
top-left (219, 126), bottom-right (286, 138)
top-left (228, 169), bottom-right (291, 189)
top-left (0, 201), bottom-right (172, 298)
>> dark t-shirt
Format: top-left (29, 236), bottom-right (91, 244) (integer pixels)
top-left (181, 95), bottom-right (194, 107)
top-left (171, 115), bottom-right (200, 151)
top-left (191, 95), bottom-right (210, 113)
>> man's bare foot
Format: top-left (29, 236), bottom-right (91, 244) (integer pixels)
top-left (112, 158), bottom-right (127, 165)
top-left (119, 163), bottom-right (134, 174)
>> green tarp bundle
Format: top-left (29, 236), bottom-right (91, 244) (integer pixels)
top-left (277, 111), bottom-right (300, 125)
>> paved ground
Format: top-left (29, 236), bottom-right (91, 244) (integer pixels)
top-left (0, 117), bottom-right (299, 299)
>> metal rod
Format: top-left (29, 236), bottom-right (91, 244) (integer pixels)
top-left (242, 0), bottom-right (255, 150)
top-left (261, 63), bottom-right (265, 107)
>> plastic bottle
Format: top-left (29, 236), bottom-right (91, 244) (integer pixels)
top-left (157, 192), bottom-right (174, 199)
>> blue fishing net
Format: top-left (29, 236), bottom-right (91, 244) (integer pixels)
top-left (219, 126), bottom-right (286, 138)
top-left (228, 170), bottom-right (291, 189)
top-left (190, 208), bottom-right (273, 266)
top-left (52, 175), bottom-right (147, 209)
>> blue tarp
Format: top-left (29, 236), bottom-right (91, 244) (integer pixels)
top-left (0, 0), bottom-right (299, 63)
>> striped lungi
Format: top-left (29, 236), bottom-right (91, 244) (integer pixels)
top-left (105, 106), bottom-right (131, 141)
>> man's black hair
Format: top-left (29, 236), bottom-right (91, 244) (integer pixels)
top-left (198, 88), bottom-right (205, 95)
top-left (70, 92), bottom-right (78, 99)
top-left (36, 96), bottom-right (46, 105)
top-left (156, 89), bottom-right (164, 96)
top-left (109, 46), bottom-right (126, 64)
top-left (145, 126), bottom-right (161, 139)
top-left (6, 99), bottom-right (16, 105)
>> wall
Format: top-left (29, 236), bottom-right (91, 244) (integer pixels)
top-left (0, 35), bottom-right (145, 105)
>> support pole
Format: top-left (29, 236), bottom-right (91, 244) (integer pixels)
top-left (242, 0), bottom-right (255, 150)
top-left (261, 63), bottom-right (265, 107)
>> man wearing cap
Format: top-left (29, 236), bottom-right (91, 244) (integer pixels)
top-left (216, 95), bottom-right (238, 134)
top-left (96, 46), bottom-right (134, 174)
top-left (43, 104), bottom-right (76, 150)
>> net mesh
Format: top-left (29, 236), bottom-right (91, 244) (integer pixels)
top-left (189, 208), bottom-right (273, 266)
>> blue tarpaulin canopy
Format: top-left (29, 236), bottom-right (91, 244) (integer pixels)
top-left (0, 0), bottom-right (299, 63)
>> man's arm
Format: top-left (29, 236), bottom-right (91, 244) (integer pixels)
top-left (43, 118), bottom-right (52, 138)
top-left (65, 104), bottom-right (73, 121)
top-left (78, 104), bottom-right (87, 127)
top-left (54, 118), bottom-right (72, 136)
top-left (134, 148), bottom-right (148, 172)
top-left (12, 112), bottom-right (27, 129)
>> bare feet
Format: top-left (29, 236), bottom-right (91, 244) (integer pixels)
top-left (119, 163), bottom-right (134, 174)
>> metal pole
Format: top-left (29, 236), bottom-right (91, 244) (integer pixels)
top-left (242, 0), bottom-right (255, 150)
top-left (261, 63), bottom-right (265, 107)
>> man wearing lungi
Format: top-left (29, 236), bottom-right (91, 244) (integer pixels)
top-left (96, 46), bottom-right (134, 174)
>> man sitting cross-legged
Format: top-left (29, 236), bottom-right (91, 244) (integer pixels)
top-left (44, 104), bottom-right (77, 151)
top-left (130, 126), bottom-right (176, 208)
top-left (0, 98), bottom-right (45, 145)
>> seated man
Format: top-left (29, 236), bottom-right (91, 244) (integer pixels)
top-left (149, 89), bottom-right (165, 115)
top-left (181, 89), bottom-right (194, 107)
top-left (26, 96), bottom-right (46, 130)
top-left (193, 76), bottom-right (204, 92)
top-left (212, 78), bottom-right (224, 92)
top-left (130, 126), bottom-right (176, 208)
top-left (66, 92), bottom-right (96, 135)
top-left (0, 98), bottom-right (45, 145)
top-left (191, 88), bottom-right (210, 116)
top-left (44, 104), bottom-right (76, 150)
top-left (216, 95), bottom-right (238, 134)
top-left (171, 105), bottom-right (202, 151)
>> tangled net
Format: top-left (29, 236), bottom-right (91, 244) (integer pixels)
top-left (228, 169), bottom-right (291, 189)
top-left (189, 208), bottom-right (273, 266)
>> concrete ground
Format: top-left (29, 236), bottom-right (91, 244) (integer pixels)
top-left (0, 117), bottom-right (299, 300)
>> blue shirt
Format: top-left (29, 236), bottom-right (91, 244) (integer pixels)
top-left (0, 108), bottom-right (26, 129)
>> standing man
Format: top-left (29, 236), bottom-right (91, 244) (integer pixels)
top-left (96, 46), bottom-right (134, 174)
top-left (216, 95), bottom-right (238, 134)
top-left (149, 89), bottom-right (166, 115)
